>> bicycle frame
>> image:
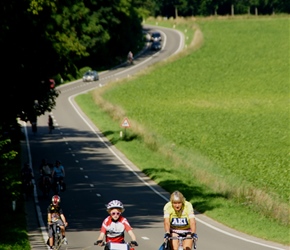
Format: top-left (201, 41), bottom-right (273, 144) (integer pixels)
top-left (53, 177), bottom-right (63, 195)
top-left (52, 223), bottom-right (63, 250)
top-left (166, 235), bottom-right (197, 250)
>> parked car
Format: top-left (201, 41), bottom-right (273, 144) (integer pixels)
top-left (151, 41), bottom-right (162, 51)
top-left (83, 70), bottom-right (99, 82)
top-left (151, 32), bottom-right (162, 42)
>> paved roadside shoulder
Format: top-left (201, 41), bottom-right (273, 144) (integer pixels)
top-left (25, 197), bottom-right (48, 250)
top-left (21, 126), bottom-right (49, 250)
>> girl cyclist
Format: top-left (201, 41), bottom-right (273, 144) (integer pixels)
top-left (95, 200), bottom-right (138, 249)
top-left (163, 191), bottom-right (198, 250)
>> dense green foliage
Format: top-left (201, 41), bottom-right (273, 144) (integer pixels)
top-left (0, 126), bottom-right (30, 249)
top-left (0, 0), bottom-right (144, 127)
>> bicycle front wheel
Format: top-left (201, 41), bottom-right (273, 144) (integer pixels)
top-left (54, 233), bottom-right (62, 248)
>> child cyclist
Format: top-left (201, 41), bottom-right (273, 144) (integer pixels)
top-left (95, 200), bottom-right (138, 249)
top-left (47, 195), bottom-right (68, 249)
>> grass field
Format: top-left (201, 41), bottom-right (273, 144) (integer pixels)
top-left (75, 16), bottom-right (289, 245)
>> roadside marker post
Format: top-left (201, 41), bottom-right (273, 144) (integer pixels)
top-left (120, 117), bottom-right (130, 138)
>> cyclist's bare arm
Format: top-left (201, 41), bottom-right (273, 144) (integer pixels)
top-left (164, 217), bottom-right (171, 233)
top-left (190, 217), bottom-right (196, 233)
top-left (128, 229), bottom-right (137, 241)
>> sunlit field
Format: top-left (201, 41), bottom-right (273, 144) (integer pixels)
top-left (76, 16), bottom-right (290, 245)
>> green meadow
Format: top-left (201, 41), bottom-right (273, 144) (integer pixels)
top-left (76, 16), bottom-right (290, 245)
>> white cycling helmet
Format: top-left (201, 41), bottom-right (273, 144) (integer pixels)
top-left (106, 200), bottom-right (125, 212)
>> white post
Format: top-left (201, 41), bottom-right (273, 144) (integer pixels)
top-left (12, 200), bottom-right (16, 211)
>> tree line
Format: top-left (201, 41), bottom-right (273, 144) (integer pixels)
top-left (150, 0), bottom-right (290, 17)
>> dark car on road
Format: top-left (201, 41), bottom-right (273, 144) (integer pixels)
top-left (151, 41), bottom-right (162, 51)
top-left (151, 32), bottom-right (162, 42)
top-left (82, 70), bottom-right (99, 82)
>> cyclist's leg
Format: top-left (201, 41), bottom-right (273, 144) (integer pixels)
top-left (170, 232), bottom-right (179, 250)
top-left (183, 232), bottom-right (193, 250)
top-left (183, 238), bottom-right (193, 250)
top-left (48, 224), bottom-right (54, 247)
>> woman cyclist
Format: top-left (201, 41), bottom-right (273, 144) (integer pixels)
top-left (51, 160), bottom-right (65, 192)
top-left (163, 191), bottom-right (198, 250)
top-left (95, 200), bottom-right (138, 249)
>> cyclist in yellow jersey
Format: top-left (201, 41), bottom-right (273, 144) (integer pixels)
top-left (163, 191), bottom-right (198, 250)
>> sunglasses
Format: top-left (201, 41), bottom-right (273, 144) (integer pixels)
top-left (111, 212), bottom-right (121, 216)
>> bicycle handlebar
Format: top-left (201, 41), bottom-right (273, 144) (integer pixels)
top-left (165, 236), bottom-right (197, 249)
top-left (94, 241), bottom-right (138, 247)
top-left (168, 236), bottom-right (194, 240)
top-left (94, 241), bottom-right (105, 246)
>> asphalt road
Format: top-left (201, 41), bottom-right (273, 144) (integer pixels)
top-left (24, 25), bottom-right (288, 250)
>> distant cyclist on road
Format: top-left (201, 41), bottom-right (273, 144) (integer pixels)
top-left (127, 51), bottom-right (134, 64)
top-left (39, 158), bottom-right (52, 186)
top-left (51, 160), bottom-right (66, 191)
top-left (163, 191), bottom-right (198, 250)
top-left (20, 162), bottom-right (34, 198)
top-left (48, 114), bottom-right (54, 133)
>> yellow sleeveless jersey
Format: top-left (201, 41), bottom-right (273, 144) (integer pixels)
top-left (163, 201), bottom-right (195, 230)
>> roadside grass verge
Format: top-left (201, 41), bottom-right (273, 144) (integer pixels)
top-left (75, 16), bottom-right (289, 245)
top-left (0, 139), bottom-right (30, 250)
top-left (0, 203), bottom-right (30, 250)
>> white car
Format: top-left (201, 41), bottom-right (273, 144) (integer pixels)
top-left (83, 70), bottom-right (99, 82)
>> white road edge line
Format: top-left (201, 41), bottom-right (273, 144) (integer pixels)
top-left (22, 122), bottom-right (51, 249)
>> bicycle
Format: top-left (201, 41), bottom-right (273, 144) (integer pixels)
top-left (52, 177), bottom-right (65, 195)
top-left (51, 223), bottom-right (64, 250)
top-left (38, 175), bottom-right (52, 197)
top-left (94, 241), bottom-right (138, 250)
top-left (165, 235), bottom-right (197, 250)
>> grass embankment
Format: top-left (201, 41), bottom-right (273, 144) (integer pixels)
top-left (75, 16), bottom-right (289, 245)
top-left (0, 141), bottom-right (31, 250)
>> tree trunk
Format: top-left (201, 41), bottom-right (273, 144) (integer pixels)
top-left (231, 4), bottom-right (234, 16)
